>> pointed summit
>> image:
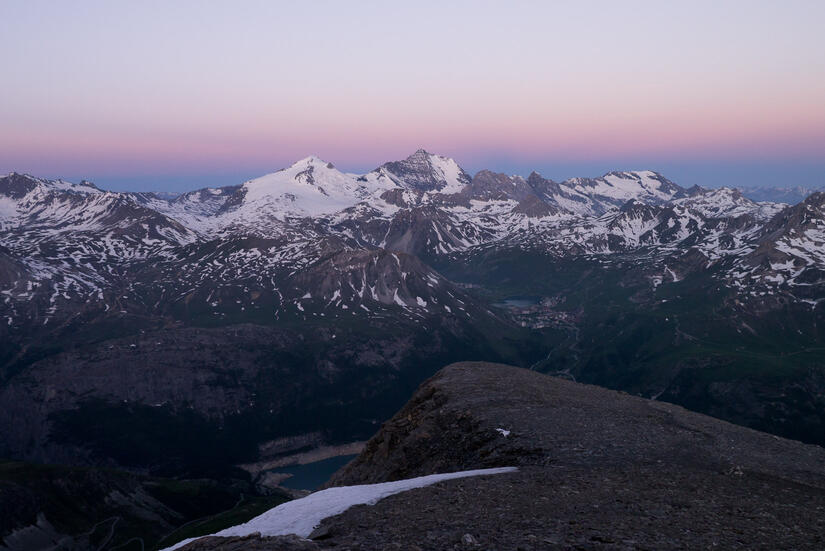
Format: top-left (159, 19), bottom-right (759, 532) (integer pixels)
top-left (239, 155), bottom-right (372, 218)
top-left (373, 150), bottom-right (471, 194)
top-left (0, 172), bottom-right (42, 199)
top-left (0, 173), bottom-right (102, 199)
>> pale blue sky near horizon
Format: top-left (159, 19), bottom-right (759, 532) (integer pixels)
top-left (1, 0), bottom-right (823, 192)
top-left (65, 157), bottom-right (825, 194)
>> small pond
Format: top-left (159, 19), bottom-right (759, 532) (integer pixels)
top-left (492, 296), bottom-right (541, 308)
top-left (273, 454), bottom-right (359, 490)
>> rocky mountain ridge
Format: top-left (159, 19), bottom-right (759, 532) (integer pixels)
top-left (177, 363), bottom-right (825, 550)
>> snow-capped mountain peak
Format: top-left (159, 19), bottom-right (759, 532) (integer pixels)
top-left (0, 173), bottom-right (109, 231)
top-left (1, 172), bottom-right (102, 199)
top-left (370, 149), bottom-right (472, 194)
top-left (672, 187), bottom-right (785, 221)
top-left (238, 156), bottom-right (379, 219)
top-left (570, 170), bottom-right (682, 203)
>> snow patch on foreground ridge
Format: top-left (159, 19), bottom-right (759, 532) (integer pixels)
top-left (163, 467), bottom-right (517, 550)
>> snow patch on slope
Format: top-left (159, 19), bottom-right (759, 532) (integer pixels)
top-left (163, 467), bottom-right (517, 550)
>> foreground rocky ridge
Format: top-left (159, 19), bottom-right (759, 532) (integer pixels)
top-left (188, 362), bottom-right (825, 550)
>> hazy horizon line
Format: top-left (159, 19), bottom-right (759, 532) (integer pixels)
top-left (5, 152), bottom-right (824, 195)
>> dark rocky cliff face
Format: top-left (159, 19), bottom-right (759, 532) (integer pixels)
top-left (376, 150), bottom-right (471, 193)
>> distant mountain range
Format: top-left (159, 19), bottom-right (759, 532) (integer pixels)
top-left (1, 150), bottom-right (823, 477)
top-left (740, 185), bottom-right (825, 204)
top-left (135, 172), bottom-right (824, 213)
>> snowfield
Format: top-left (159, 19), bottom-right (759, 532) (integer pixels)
top-left (162, 467), bottom-right (517, 550)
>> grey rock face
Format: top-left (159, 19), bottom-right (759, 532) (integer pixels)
top-left (465, 170), bottom-right (533, 202)
top-left (374, 149), bottom-right (471, 193)
top-left (0, 173), bottom-right (42, 199)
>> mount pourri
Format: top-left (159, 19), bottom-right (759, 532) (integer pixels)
top-left (1, 150), bottom-right (824, 476)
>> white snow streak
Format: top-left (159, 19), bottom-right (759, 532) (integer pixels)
top-left (162, 467), bottom-right (517, 550)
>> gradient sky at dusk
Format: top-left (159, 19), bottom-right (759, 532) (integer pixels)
top-left (1, 0), bottom-right (824, 191)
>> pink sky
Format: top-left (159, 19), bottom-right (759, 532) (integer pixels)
top-left (1, 1), bottom-right (823, 189)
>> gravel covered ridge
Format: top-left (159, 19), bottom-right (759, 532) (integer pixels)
top-left (329, 362), bottom-right (825, 487)
top-left (185, 362), bottom-right (825, 550)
